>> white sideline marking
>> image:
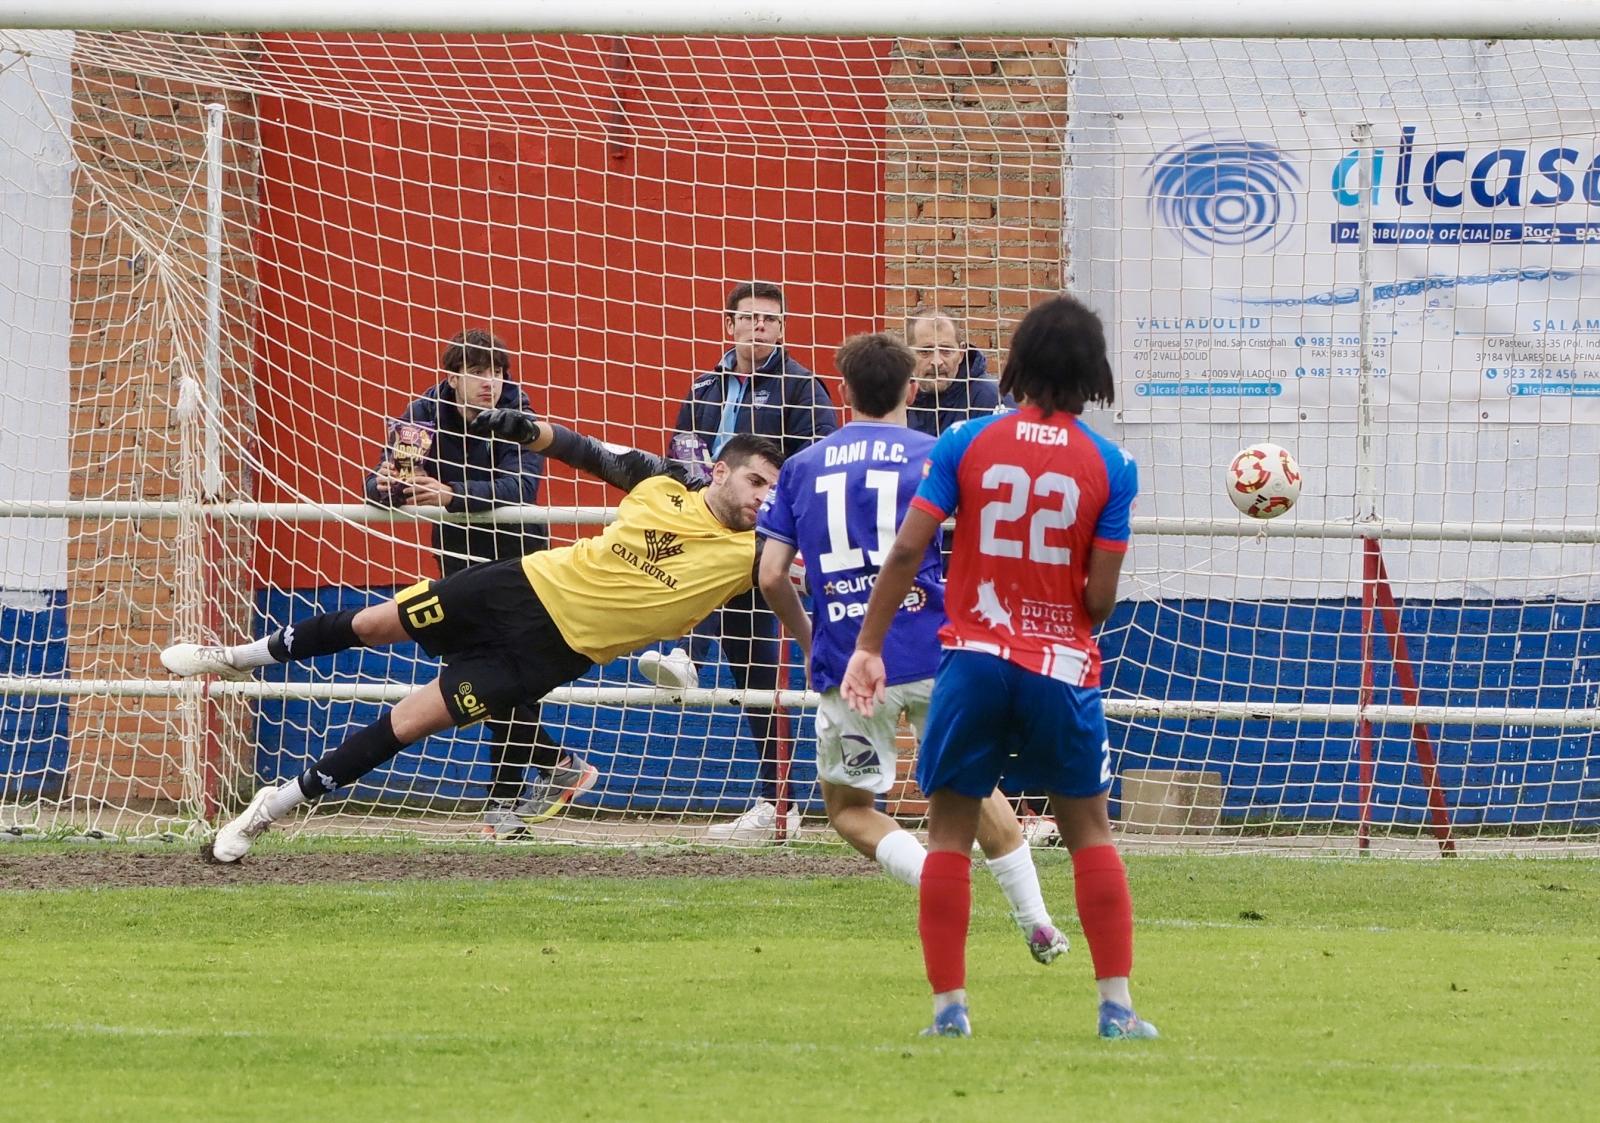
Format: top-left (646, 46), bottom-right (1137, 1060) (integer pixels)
top-left (41, 1021), bottom-right (468, 1043)
top-left (44, 1022), bottom-right (260, 1039)
top-left (1140, 916), bottom-right (1394, 934)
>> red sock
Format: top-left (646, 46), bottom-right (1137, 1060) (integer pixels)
top-left (1073, 844), bottom-right (1134, 979)
top-left (918, 850), bottom-right (972, 993)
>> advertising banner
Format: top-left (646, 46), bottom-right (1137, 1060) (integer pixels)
top-left (1070, 39), bottom-right (1600, 600)
top-left (1119, 114), bottom-right (1600, 422)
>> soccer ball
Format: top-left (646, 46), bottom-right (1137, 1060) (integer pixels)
top-left (1225, 443), bottom-right (1302, 519)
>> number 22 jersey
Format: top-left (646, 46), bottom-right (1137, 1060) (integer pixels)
top-left (911, 406), bottom-right (1138, 688)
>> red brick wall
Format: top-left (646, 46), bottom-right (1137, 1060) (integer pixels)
top-left (67, 44), bottom-right (260, 813)
top-left (881, 39), bottom-right (1070, 818)
top-left (884, 39), bottom-right (1069, 353)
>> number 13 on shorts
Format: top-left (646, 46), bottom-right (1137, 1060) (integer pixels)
top-left (398, 580), bottom-right (446, 630)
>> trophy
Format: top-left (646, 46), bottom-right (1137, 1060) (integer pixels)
top-left (668, 431), bottom-right (713, 486)
top-left (387, 419), bottom-right (435, 483)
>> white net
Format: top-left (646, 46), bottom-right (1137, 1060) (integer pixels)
top-left (0, 29), bottom-right (1595, 852)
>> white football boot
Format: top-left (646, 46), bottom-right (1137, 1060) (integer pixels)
top-left (207, 787), bottom-right (279, 863)
top-left (161, 643), bottom-right (253, 682)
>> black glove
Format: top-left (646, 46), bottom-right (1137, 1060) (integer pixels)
top-left (473, 408), bottom-right (541, 445)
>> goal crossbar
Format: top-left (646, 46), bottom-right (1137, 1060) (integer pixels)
top-left (5, 0), bottom-right (1600, 38)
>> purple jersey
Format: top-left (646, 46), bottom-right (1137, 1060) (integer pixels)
top-left (758, 421), bottom-right (945, 692)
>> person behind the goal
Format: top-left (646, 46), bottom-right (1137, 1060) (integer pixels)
top-left (162, 420), bottom-right (782, 863)
top-left (757, 331), bottom-right (1069, 967)
top-left (364, 326), bottom-right (592, 838)
top-left (842, 295), bottom-right (1158, 1041)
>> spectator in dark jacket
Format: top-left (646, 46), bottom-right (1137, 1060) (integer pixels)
top-left (669, 283), bottom-right (838, 472)
top-left (654, 282), bottom-right (839, 842)
top-left (366, 328), bottom-right (595, 838)
top-left (903, 307), bottom-right (1013, 438)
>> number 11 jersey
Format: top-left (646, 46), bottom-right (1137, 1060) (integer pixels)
top-left (758, 420), bottom-right (945, 693)
top-left (911, 406), bottom-right (1138, 688)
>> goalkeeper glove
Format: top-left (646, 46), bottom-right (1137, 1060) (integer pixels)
top-left (473, 408), bottom-right (542, 445)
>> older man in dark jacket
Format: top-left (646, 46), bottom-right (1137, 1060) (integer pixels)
top-left (367, 328), bottom-right (594, 838)
top-left (659, 282), bottom-right (838, 842)
top-left (903, 307), bottom-right (1013, 438)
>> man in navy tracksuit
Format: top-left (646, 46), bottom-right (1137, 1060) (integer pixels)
top-left (903, 307), bottom-right (1013, 438)
top-left (660, 282), bottom-right (839, 842)
top-left (366, 328), bottom-right (596, 837)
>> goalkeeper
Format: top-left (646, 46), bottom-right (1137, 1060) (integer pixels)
top-left (162, 416), bottom-right (783, 863)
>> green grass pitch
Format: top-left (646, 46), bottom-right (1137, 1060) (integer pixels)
top-left (2, 848), bottom-right (1597, 1122)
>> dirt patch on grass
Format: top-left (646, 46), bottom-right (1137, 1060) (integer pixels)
top-left (0, 845), bottom-right (877, 891)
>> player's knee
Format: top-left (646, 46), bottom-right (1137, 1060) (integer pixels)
top-left (826, 798), bottom-right (889, 857)
top-left (353, 603), bottom-right (404, 645)
top-left (974, 790), bottom-right (1025, 852)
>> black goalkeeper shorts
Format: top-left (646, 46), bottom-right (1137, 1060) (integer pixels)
top-left (394, 557), bottom-right (593, 726)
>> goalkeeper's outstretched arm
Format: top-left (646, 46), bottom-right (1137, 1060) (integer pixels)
top-left (473, 409), bottom-right (687, 493)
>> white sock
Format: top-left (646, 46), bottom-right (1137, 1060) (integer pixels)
top-left (933, 988), bottom-right (967, 1015)
top-left (986, 843), bottom-right (1050, 928)
top-left (1097, 976), bottom-right (1133, 1009)
top-left (264, 782), bottom-right (307, 819)
top-left (874, 829), bottom-right (926, 888)
top-left (229, 637), bottom-right (280, 671)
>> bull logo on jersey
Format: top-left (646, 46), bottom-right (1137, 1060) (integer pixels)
top-left (643, 529), bottom-right (686, 564)
top-left (973, 580), bottom-right (1014, 633)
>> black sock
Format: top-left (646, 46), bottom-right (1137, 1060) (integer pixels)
top-left (296, 712), bottom-right (404, 799)
top-left (485, 710), bottom-right (564, 802)
top-left (269, 610), bottom-right (361, 662)
top-left (485, 717), bottom-right (535, 804)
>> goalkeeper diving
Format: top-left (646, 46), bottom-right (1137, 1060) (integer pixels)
top-left (161, 415), bottom-right (782, 863)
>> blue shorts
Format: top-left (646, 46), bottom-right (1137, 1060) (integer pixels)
top-left (916, 649), bottom-right (1112, 800)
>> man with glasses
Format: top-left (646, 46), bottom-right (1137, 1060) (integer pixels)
top-left (655, 281), bottom-right (839, 842)
top-left (903, 306), bottom-right (1013, 439)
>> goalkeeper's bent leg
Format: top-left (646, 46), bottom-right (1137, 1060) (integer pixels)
top-left (231, 600), bottom-right (410, 672)
top-left (295, 679), bottom-right (457, 800)
top-left (218, 609), bottom-right (365, 672)
top-left (213, 682), bottom-right (458, 862)
top-left (266, 609), bottom-right (363, 663)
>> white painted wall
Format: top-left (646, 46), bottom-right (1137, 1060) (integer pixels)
top-left (0, 32), bottom-right (73, 593)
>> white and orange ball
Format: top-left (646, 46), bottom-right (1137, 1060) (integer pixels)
top-left (1225, 443), bottom-right (1302, 519)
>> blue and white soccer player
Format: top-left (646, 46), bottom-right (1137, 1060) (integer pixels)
top-left (842, 297), bottom-right (1158, 1041)
top-left (758, 331), bottom-right (1069, 966)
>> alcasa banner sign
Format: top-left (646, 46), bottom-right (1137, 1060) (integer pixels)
top-left (1116, 114), bottom-right (1600, 420)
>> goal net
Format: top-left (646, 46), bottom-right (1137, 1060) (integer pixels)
top-left (0, 26), bottom-right (1595, 853)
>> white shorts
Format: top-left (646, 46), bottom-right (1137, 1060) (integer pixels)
top-left (813, 679), bottom-right (932, 794)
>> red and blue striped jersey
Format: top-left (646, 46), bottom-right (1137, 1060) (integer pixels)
top-left (911, 406), bottom-right (1137, 687)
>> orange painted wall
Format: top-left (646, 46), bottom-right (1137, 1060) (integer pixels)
top-left (249, 35), bottom-right (887, 588)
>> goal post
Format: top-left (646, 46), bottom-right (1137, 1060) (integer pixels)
top-left (0, 16), bottom-right (1596, 852)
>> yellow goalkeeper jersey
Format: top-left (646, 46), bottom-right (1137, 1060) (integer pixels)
top-left (520, 474), bottom-right (756, 663)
